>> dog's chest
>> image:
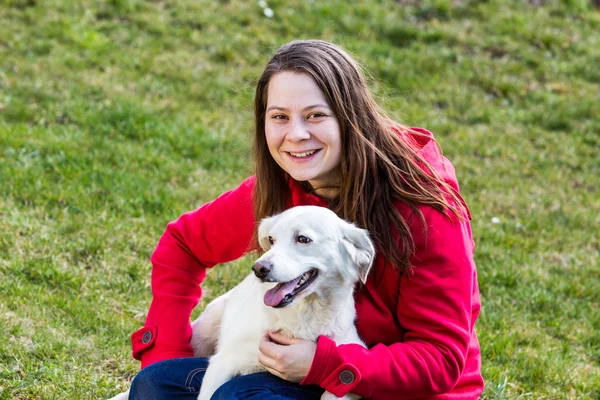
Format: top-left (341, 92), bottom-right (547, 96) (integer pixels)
top-left (271, 320), bottom-right (320, 341)
top-left (268, 303), bottom-right (348, 341)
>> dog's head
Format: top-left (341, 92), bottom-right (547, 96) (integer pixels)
top-left (252, 206), bottom-right (375, 308)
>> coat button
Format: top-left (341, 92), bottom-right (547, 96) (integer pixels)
top-left (339, 370), bottom-right (355, 385)
top-left (142, 331), bottom-right (153, 344)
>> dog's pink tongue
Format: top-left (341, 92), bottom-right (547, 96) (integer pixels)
top-left (264, 277), bottom-right (301, 307)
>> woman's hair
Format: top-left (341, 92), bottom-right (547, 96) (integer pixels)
top-left (252, 40), bottom-right (467, 276)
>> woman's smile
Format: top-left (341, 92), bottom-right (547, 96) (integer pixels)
top-left (286, 149), bottom-right (321, 160)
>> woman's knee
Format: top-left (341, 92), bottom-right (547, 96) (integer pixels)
top-left (211, 373), bottom-right (273, 400)
top-left (129, 357), bottom-right (209, 399)
top-left (211, 372), bottom-right (322, 400)
top-left (129, 362), bottom-right (167, 399)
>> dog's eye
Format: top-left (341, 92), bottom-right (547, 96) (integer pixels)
top-left (296, 235), bottom-right (311, 244)
top-left (268, 236), bottom-right (274, 245)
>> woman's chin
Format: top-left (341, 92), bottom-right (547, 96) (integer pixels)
top-left (291, 176), bottom-right (316, 184)
top-left (286, 170), bottom-right (318, 183)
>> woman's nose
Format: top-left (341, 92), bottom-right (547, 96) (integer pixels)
top-left (286, 119), bottom-right (311, 142)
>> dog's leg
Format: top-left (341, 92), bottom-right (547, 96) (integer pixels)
top-left (197, 353), bottom-right (237, 400)
top-left (191, 291), bottom-right (231, 357)
top-left (108, 389), bottom-right (129, 400)
top-left (320, 391), bottom-right (360, 400)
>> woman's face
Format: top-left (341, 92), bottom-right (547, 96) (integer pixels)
top-left (265, 72), bottom-right (342, 194)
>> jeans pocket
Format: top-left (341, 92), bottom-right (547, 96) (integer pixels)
top-left (185, 367), bottom-right (207, 392)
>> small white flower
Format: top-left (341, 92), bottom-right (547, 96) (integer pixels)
top-left (264, 7), bottom-right (274, 17)
top-left (258, 0), bottom-right (267, 8)
top-left (516, 222), bottom-right (523, 229)
top-left (491, 217), bottom-right (500, 224)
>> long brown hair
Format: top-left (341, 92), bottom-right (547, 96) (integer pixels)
top-left (253, 40), bottom-right (467, 276)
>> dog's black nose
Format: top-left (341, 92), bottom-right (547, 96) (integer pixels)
top-left (252, 260), bottom-right (272, 279)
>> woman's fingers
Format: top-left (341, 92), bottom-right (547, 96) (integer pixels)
top-left (258, 331), bottom-right (317, 382)
top-left (267, 330), bottom-right (304, 345)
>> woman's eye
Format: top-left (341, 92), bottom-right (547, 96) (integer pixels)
top-left (296, 235), bottom-right (311, 244)
top-left (272, 114), bottom-right (287, 120)
top-left (268, 236), bottom-right (275, 245)
top-left (307, 113), bottom-right (325, 119)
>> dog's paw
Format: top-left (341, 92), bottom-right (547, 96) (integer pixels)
top-left (320, 391), bottom-right (360, 400)
top-left (197, 390), bottom-right (213, 400)
top-left (197, 375), bottom-right (221, 400)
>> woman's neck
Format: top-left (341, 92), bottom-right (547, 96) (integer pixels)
top-left (299, 181), bottom-right (340, 200)
top-left (312, 186), bottom-right (339, 200)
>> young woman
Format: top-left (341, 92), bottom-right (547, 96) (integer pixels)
top-left (127, 40), bottom-right (484, 399)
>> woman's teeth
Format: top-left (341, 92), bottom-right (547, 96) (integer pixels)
top-left (289, 150), bottom-right (317, 158)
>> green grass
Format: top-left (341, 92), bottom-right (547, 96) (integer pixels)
top-left (1, 0), bottom-right (598, 398)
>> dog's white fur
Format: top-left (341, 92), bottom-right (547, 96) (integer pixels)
top-left (110, 206), bottom-right (374, 400)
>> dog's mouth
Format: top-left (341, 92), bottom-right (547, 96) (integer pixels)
top-left (263, 268), bottom-right (319, 308)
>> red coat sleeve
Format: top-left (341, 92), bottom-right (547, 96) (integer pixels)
top-left (301, 207), bottom-right (480, 399)
top-left (131, 176), bottom-right (256, 368)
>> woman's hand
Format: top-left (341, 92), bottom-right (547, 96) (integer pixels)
top-left (258, 331), bottom-right (317, 382)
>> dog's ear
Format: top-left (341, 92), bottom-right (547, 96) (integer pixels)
top-left (257, 215), bottom-right (277, 251)
top-left (341, 224), bottom-right (375, 284)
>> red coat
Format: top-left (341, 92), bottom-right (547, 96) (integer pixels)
top-left (131, 128), bottom-right (484, 399)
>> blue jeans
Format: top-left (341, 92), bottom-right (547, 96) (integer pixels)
top-left (129, 357), bottom-right (324, 400)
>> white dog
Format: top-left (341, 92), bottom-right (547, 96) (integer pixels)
top-left (111, 206), bottom-right (374, 400)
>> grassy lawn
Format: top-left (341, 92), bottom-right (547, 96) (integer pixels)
top-left (0, 0), bottom-right (598, 398)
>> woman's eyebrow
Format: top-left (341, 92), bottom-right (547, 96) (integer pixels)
top-left (266, 104), bottom-right (331, 112)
